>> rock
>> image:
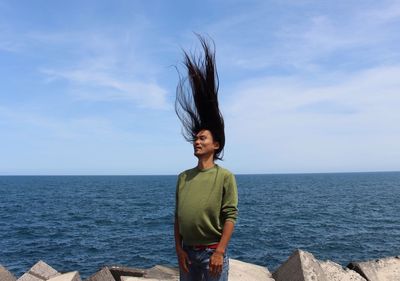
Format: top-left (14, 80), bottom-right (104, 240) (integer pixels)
top-left (109, 259), bottom-right (272, 281)
top-left (347, 256), bottom-right (400, 281)
top-left (273, 249), bottom-right (373, 281)
top-left (320, 260), bottom-right (366, 281)
top-left (144, 265), bottom-right (178, 280)
top-left (108, 266), bottom-right (145, 281)
top-left (17, 274), bottom-right (43, 281)
top-left (17, 261), bottom-right (60, 281)
top-left (121, 276), bottom-right (159, 281)
top-left (229, 259), bottom-right (274, 281)
top-left (109, 264), bottom-right (178, 281)
top-left (85, 267), bottom-right (115, 281)
top-left (273, 249), bottom-right (327, 281)
top-left (47, 272), bottom-right (81, 281)
top-left (0, 264), bottom-right (17, 281)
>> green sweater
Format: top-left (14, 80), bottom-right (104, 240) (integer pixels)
top-left (175, 165), bottom-right (238, 245)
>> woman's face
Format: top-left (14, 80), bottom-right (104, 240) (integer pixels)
top-left (193, 129), bottom-right (220, 158)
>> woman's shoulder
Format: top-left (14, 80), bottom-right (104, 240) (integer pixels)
top-left (178, 167), bottom-right (197, 178)
top-left (216, 165), bottom-right (235, 177)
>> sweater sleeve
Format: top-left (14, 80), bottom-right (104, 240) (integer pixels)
top-left (221, 172), bottom-right (238, 224)
top-left (174, 174), bottom-right (181, 218)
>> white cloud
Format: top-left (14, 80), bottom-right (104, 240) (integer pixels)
top-left (228, 65), bottom-right (400, 130)
top-left (0, 104), bottom-right (187, 175)
top-left (2, 1), bottom-right (400, 173)
top-left (0, 10), bottom-right (171, 108)
top-left (362, 0), bottom-right (400, 22)
top-left (224, 65), bottom-right (400, 172)
top-left (208, 1), bottom-right (400, 72)
top-left (42, 67), bottom-right (169, 109)
top-left (0, 105), bottom-right (114, 139)
top-left (0, 24), bottom-right (23, 52)
top-left (27, 27), bottom-right (171, 109)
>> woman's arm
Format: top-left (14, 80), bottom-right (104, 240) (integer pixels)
top-left (209, 220), bottom-right (235, 276)
top-left (174, 217), bottom-right (191, 273)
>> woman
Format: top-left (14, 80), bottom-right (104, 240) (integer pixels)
top-left (174, 35), bottom-right (239, 281)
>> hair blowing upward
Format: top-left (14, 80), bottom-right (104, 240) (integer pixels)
top-left (175, 36), bottom-right (225, 160)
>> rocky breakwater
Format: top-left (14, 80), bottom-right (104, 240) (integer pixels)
top-left (1, 249), bottom-right (400, 281)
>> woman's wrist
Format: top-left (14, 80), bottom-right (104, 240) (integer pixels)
top-left (214, 248), bottom-right (225, 255)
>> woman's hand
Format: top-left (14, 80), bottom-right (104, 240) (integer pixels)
top-left (176, 247), bottom-right (191, 273)
top-left (209, 250), bottom-right (224, 276)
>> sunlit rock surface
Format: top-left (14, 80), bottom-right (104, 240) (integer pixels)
top-left (4, 251), bottom-right (400, 281)
top-left (348, 256), bottom-right (400, 281)
top-left (0, 264), bottom-right (17, 281)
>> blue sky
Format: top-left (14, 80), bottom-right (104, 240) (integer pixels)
top-left (1, 0), bottom-right (400, 175)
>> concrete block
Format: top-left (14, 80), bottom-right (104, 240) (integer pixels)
top-left (47, 272), bottom-right (81, 281)
top-left (147, 265), bottom-right (178, 275)
top-left (273, 249), bottom-right (327, 281)
top-left (144, 265), bottom-right (178, 280)
top-left (85, 267), bottom-right (115, 281)
top-left (347, 256), bottom-right (400, 281)
top-left (0, 264), bottom-right (17, 281)
top-left (118, 259), bottom-right (274, 280)
top-left (30, 261), bottom-right (60, 280)
top-left (17, 260), bottom-right (60, 281)
top-left (17, 273), bottom-right (44, 281)
top-left (108, 264), bottom-right (178, 281)
top-left (108, 266), bottom-right (145, 281)
top-left (320, 260), bottom-right (366, 281)
top-left (229, 258), bottom-right (275, 281)
top-left (121, 276), bottom-right (159, 281)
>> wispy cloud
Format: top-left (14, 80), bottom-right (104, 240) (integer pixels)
top-left (0, 24), bottom-right (23, 52)
top-left (2, 1), bottom-right (399, 173)
top-left (0, 20), bottom-right (170, 109)
top-left (207, 1), bottom-right (400, 72)
top-left (222, 64), bottom-right (400, 172)
top-left (225, 64), bottom-right (400, 160)
top-left (362, 0), bottom-right (400, 22)
top-left (32, 29), bottom-right (171, 109)
top-left (42, 66), bottom-right (169, 109)
top-left (0, 104), bottom-right (152, 141)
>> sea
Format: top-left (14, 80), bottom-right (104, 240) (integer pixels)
top-left (1, 172), bottom-right (400, 279)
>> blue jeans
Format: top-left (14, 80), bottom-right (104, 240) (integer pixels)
top-left (179, 245), bottom-right (229, 281)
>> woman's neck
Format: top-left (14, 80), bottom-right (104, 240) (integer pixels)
top-left (197, 154), bottom-right (215, 170)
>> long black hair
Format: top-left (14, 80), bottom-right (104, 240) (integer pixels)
top-left (175, 35), bottom-right (225, 160)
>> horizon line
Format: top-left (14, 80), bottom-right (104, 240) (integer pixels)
top-left (1, 170), bottom-right (399, 176)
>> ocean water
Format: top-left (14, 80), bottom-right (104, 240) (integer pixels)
top-left (0, 172), bottom-right (400, 279)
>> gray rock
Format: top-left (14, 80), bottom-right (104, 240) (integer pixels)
top-left (109, 259), bottom-right (272, 280)
top-left (273, 249), bottom-right (327, 281)
top-left (17, 273), bottom-right (44, 281)
top-left (109, 264), bottom-right (177, 281)
top-left (320, 260), bottom-right (366, 281)
top-left (29, 261), bottom-right (60, 280)
top-left (47, 272), bottom-right (81, 281)
top-left (120, 278), bottom-right (159, 281)
top-left (17, 260), bottom-right (60, 281)
top-left (347, 256), bottom-right (400, 281)
top-left (85, 267), bottom-right (115, 281)
top-left (229, 259), bottom-right (275, 281)
top-left (108, 266), bottom-right (145, 281)
top-left (273, 249), bottom-right (368, 281)
top-left (0, 265), bottom-right (17, 281)
top-left (144, 265), bottom-right (178, 280)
